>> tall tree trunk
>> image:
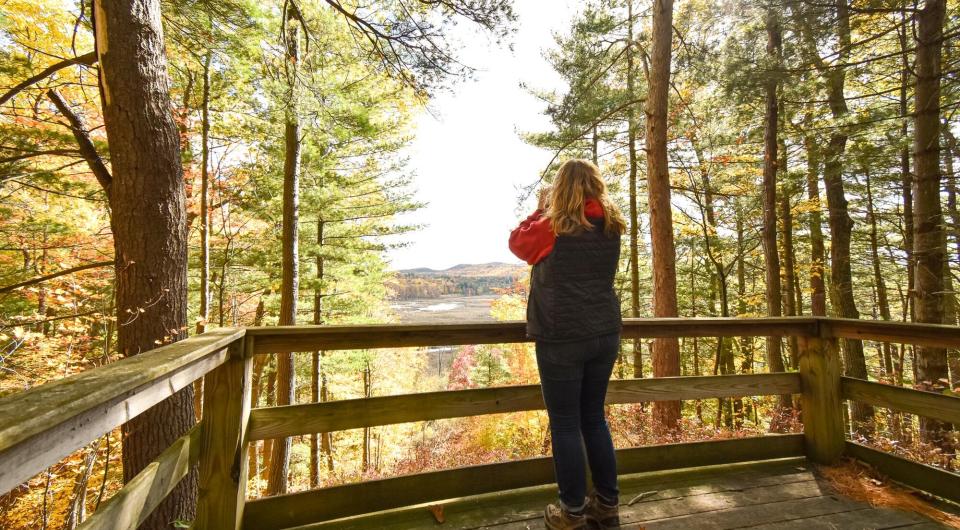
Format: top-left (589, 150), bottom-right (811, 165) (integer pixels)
top-left (762, 8), bottom-right (791, 423)
top-left (804, 133), bottom-right (827, 316)
top-left (900, 4), bottom-right (916, 322)
top-left (912, 0), bottom-right (952, 447)
top-left (941, 124), bottom-right (960, 389)
top-left (592, 127), bottom-right (599, 166)
top-left (310, 218), bottom-right (327, 488)
top-left (866, 169), bottom-right (894, 378)
top-left (361, 362), bottom-right (371, 472)
top-left (198, 50), bottom-right (211, 334)
top-left (37, 231), bottom-right (49, 336)
top-left (267, 6), bottom-right (302, 495)
top-left (735, 214), bottom-right (750, 425)
top-left (821, 0), bottom-right (873, 428)
top-left (644, 0), bottom-right (681, 433)
top-left (93, 0), bottom-right (195, 526)
top-left (779, 101), bottom-right (798, 370)
top-left (248, 294), bottom-right (269, 487)
top-left (65, 440), bottom-right (100, 529)
top-left (261, 361), bottom-right (276, 483)
top-left (694, 143), bottom-right (734, 425)
top-left (627, 0), bottom-right (642, 379)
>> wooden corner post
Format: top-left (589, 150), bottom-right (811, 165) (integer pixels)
top-left (196, 334), bottom-right (253, 529)
top-left (798, 332), bottom-right (844, 464)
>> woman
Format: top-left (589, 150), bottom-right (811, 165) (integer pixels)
top-left (509, 159), bottom-right (626, 530)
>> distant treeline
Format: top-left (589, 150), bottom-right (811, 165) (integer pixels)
top-left (389, 274), bottom-right (521, 300)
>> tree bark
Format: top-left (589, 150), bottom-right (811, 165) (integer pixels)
top-left (912, 0), bottom-right (952, 447)
top-left (93, 0), bottom-right (195, 526)
top-left (644, 0), bottom-right (681, 433)
top-left (267, 5), bottom-right (302, 496)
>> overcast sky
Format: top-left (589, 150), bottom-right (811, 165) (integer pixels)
top-left (385, 1), bottom-right (580, 271)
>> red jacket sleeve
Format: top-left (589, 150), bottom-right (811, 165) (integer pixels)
top-left (509, 210), bottom-right (555, 265)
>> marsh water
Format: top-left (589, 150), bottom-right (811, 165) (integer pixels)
top-left (389, 294), bottom-right (500, 323)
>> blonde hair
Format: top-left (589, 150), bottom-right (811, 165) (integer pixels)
top-left (545, 159), bottom-right (627, 237)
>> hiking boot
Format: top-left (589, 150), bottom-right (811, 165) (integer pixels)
top-left (584, 493), bottom-right (620, 529)
top-left (544, 503), bottom-right (588, 530)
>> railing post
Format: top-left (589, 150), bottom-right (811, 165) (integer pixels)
top-left (798, 332), bottom-right (844, 464)
top-left (196, 335), bottom-right (252, 529)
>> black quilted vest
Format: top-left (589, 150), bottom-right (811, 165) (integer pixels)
top-left (526, 219), bottom-right (622, 342)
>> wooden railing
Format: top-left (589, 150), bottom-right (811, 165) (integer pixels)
top-left (0, 317), bottom-right (958, 529)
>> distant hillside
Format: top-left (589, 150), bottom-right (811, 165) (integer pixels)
top-left (389, 262), bottom-right (526, 300)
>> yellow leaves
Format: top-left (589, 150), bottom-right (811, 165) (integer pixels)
top-left (793, 198), bottom-right (822, 214)
top-left (2, 0), bottom-right (92, 55)
top-left (12, 326), bottom-right (25, 340)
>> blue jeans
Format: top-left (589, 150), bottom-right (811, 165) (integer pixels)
top-left (536, 332), bottom-right (620, 512)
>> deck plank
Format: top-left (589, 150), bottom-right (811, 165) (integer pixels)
top-left (640, 496), bottom-right (928, 530)
top-left (290, 458), bottom-right (948, 530)
top-left (748, 506), bottom-right (936, 529)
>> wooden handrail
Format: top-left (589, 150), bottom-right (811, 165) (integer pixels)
top-left (841, 377), bottom-right (960, 425)
top-left (822, 318), bottom-right (960, 348)
top-left (0, 327), bottom-right (244, 494)
top-left (245, 317), bottom-right (820, 354)
top-left (77, 426), bottom-right (202, 530)
top-left (247, 373), bottom-right (801, 440)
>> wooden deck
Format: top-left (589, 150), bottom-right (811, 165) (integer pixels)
top-left (302, 458), bottom-right (951, 530)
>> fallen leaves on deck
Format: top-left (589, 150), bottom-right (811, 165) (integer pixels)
top-left (819, 458), bottom-right (960, 528)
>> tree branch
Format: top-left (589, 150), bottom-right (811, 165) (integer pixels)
top-left (0, 51), bottom-right (97, 106)
top-left (0, 260), bottom-right (115, 294)
top-left (535, 97), bottom-right (647, 184)
top-left (46, 89), bottom-right (113, 196)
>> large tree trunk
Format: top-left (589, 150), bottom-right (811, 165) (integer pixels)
top-left (627, 0), bottom-right (643, 379)
top-left (912, 0), bottom-right (952, 447)
top-left (267, 6), bottom-right (302, 496)
top-left (93, 0), bottom-right (195, 526)
top-left (761, 9), bottom-right (791, 424)
top-left (644, 0), bottom-right (681, 433)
